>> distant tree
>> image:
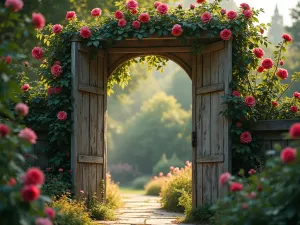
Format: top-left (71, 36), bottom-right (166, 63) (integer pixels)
top-left (286, 1), bottom-right (300, 50)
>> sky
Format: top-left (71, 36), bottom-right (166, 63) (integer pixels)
top-left (233, 0), bottom-right (299, 26)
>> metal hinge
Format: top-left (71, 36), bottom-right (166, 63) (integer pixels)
top-left (192, 131), bottom-right (197, 147)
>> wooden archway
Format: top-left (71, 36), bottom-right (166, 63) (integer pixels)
top-left (71, 37), bottom-right (232, 207)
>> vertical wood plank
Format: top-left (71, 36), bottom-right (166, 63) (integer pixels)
top-left (192, 54), bottom-right (197, 207)
top-left (103, 50), bottom-right (108, 201)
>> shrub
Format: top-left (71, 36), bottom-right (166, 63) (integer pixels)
top-left (160, 162), bottom-right (192, 212)
top-left (106, 173), bottom-right (122, 209)
top-left (88, 194), bottom-right (115, 220)
top-left (213, 123), bottom-right (300, 225)
top-left (144, 177), bottom-right (167, 196)
top-left (108, 163), bottom-right (140, 185)
top-left (42, 169), bottom-right (71, 197)
top-left (152, 153), bottom-right (184, 175)
top-left (51, 194), bottom-right (92, 225)
top-left (131, 176), bottom-right (151, 189)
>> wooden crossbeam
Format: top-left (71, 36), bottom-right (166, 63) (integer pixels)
top-left (78, 155), bottom-right (104, 164)
top-left (196, 154), bottom-right (224, 163)
top-left (196, 83), bottom-right (224, 95)
top-left (78, 84), bottom-right (104, 95)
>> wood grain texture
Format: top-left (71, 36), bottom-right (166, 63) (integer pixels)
top-left (78, 155), bottom-right (104, 164)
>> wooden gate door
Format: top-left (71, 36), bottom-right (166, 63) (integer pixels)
top-left (192, 41), bottom-right (232, 207)
top-left (71, 42), bottom-right (107, 201)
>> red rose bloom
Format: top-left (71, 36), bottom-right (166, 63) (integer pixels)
top-left (280, 60), bottom-right (284, 66)
top-left (126, 0), bottom-right (138, 10)
top-left (154, 1), bottom-right (162, 8)
top-left (118, 18), bottom-right (127, 27)
top-left (80, 26), bottom-right (91, 39)
top-left (32, 47), bottom-right (44, 60)
top-left (276, 68), bottom-right (288, 80)
top-left (240, 131), bottom-right (252, 144)
top-left (236, 122), bottom-right (242, 128)
top-left (7, 177), bottom-right (16, 186)
top-left (232, 90), bottom-right (240, 97)
top-left (57, 111), bottom-right (67, 120)
top-left (253, 48), bottom-right (264, 58)
top-left (201, 12), bottom-right (212, 24)
top-left (272, 101), bottom-right (278, 107)
top-left (294, 92), bottom-right (300, 99)
top-left (171, 24), bottom-right (183, 36)
top-left (219, 172), bottom-right (231, 186)
top-left (5, 56), bottom-right (12, 64)
top-left (19, 128), bottom-right (37, 144)
top-left (47, 87), bottom-right (53, 95)
top-left (32, 13), bottom-right (46, 30)
top-left (66, 11), bottom-right (76, 20)
top-left (282, 33), bottom-right (292, 42)
top-left (291, 106), bottom-right (298, 113)
top-left (280, 147), bottom-right (297, 163)
top-left (220, 9), bottom-right (226, 15)
top-left (131, 9), bottom-right (138, 14)
top-left (4, 0), bottom-right (23, 12)
top-left (240, 3), bottom-right (250, 10)
top-left (91, 8), bottom-right (102, 17)
top-left (45, 207), bottom-right (56, 219)
top-left (261, 58), bottom-right (274, 69)
top-left (196, 0), bottom-right (205, 3)
top-left (243, 10), bottom-right (253, 19)
top-left (190, 4), bottom-right (195, 9)
top-left (15, 103), bottom-right (29, 116)
top-left (52, 24), bottom-right (63, 34)
top-left (138, 13), bottom-right (150, 23)
top-left (289, 123), bottom-right (300, 138)
top-left (54, 87), bottom-right (62, 94)
top-left (244, 96), bottom-right (256, 107)
top-left (21, 83), bottom-right (30, 91)
top-left (157, 3), bottom-right (169, 15)
top-left (24, 61), bottom-right (29, 67)
top-left (226, 10), bottom-right (237, 20)
top-left (248, 169), bottom-right (256, 175)
top-left (230, 182), bottom-right (243, 192)
top-left (115, 10), bottom-right (124, 19)
top-left (51, 64), bottom-right (63, 77)
top-left (220, 29), bottom-right (232, 40)
top-left (257, 66), bottom-right (264, 73)
top-left (23, 167), bottom-right (44, 186)
top-left (21, 185), bottom-right (40, 202)
top-left (0, 124), bottom-right (9, 137)
top-left (132, 20), bottom-right (140, 29)
top-left (260, 29), bottom-right (264, 34)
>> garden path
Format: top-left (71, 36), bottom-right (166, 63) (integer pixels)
top-left (97, 193), bottom-right (194, 225)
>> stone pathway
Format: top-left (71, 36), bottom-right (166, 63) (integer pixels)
top-left (97, 194), bottom-right (194, 225)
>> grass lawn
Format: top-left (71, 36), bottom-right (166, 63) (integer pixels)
top-left (119, 186), bottom-right (146, 195)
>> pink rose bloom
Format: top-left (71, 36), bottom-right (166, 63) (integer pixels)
top-left (45, 207), bottom-right (56, 219)
top-left (32, 47), bottom-right (44, 60)
top-left (51, 64), bottom-right (63, 77)
top-left (23, 167), bottom-right (44, 185)
top-left (170, 166), bottom-right (174, 171)
top-left (289, 123), bottom-right (300, 139)
top-left (232, 90), bottom-right (240, 97)
top-left (159, 172), bottom-right (163, 177)
top-left (294, 91), bottom-right (300, 99)
top-left (154, 1), bottom-right (162, 8)
top-left (80, 26), bottom-right (92, 39)
top-left (240, 131), bottom-right (252, 144)
top-left (171, 24), bottom-right (183, 36)
top-left (66, 11), bottom-right (76, 20)
top-left (0, 124), bottom-right (10, 137)
top-left (52, 24), bottom-right (63, 34)
top-left (243, 10), bottom-right (253, 19)
top-left (53, 87), bottom-right (62, 94)
top-left (126, 0), bottom-right (138, 10)
top-left (219, 172), bottom-right (231, 185)
top-left (253, 48), bottom-right (264, 58)
top-left (282, 33), bottom-right (292, 42)
top-left (115, 10), bottom-right (124, 19)
top-left (230, 182), bottom-right (243, 192)
top-left (257, 66), bottom-right (264, 73)
top-left (32, 13), bottom-right (46, 30)
top-left (167, 172), bottom-right (172, 177)
top-left (36, 218), bottom-right (52, 225)
top-left (19, 128), bottom-right (37, 144)
top-left (201, 12), bottom-right (212, 24)
top-left (261, 58), bottom-right (274, 69)
top-left (190, 4), bottom-right (195, 9)
top-left (280, 147), bottom-right (297, 163)
top-left (220, 29), bottom-right (232, 40)
top-left (21, 185), bottom-right (40, 202)
top-left (291, 106), bottom-right (298, 113)
top-left (91, 8), bottom-right (102, 17)
top-left (248, 169), bottom-right (256, 175)
top-left (157, 3), bottom-right (169, 15)
top-left (178, 4), bottom-right (182, 9)
top-left (236, 122), bottom-right (242, 128)
top-left (57, 111), bottom-right (67, 120)
top-left (153, 176), bottom-right (158, 180)
top-left (220, 9), bottom-right (226, 15)
top-left (54, 61), bottom-right (61, 65)
top-left (21, 83), bottom-right (30, 91)
top-left (118, 18), bottom-right (127, 27)
top-left (242, 203), bottom-right (248, 209)
top-left (280, 60), bottom-right (284, 66)
top-left (4, 0), bottom-right (23, 12)
top-left (24, 61), bottom-right (29, 67)
top-left (15, 103), bottom-right (29, 116)
top-left (240, 3), bottom-right (250, 10)
top-left (5, 56), bottom-right (12, 64)
top-left (58, 168), bottom-right (63, 172)
top-left (138, 13), bottom-right (150, 23)
top-left (132, 20), bottom-right (141, 29)
top-left (276, 68), bottom-right (288, 80)
top-left (226, 10), bottom-right (237, 20)
top-left (244, 96), bottom-right (256, 107)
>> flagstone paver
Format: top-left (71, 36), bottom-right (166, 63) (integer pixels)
top-left (97, 194), bottom-right (194, 225)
